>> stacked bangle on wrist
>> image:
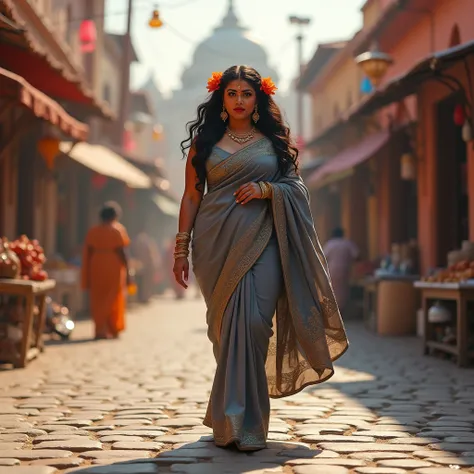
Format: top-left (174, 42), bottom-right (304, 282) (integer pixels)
top-left (258, 181), bottom-right (273, 199)
top-left (174, 231), bottom-right (191, 259)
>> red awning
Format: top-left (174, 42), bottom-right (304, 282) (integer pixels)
top-left (0, 67), bottom-right (89, 141)
top-left (0, 0), bottom-right (112, 118)
top-left (307, 130), bottom-right (390, 189)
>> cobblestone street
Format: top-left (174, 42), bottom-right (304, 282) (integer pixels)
top-left (0, 295), bottom-right (474, 474)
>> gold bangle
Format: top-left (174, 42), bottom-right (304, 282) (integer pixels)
top-left (174, 248), bottom-right (189, 255)
top-left (263, 181), bottom-right (273, 199)
top-left (258, 181), bottom-right (272, 199)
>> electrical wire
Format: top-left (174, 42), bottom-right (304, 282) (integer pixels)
top-left (56, 0), bottom-right (203, 24)
top-left (158, 0), bottom-right (204, 8)
top-left (164, 20), bottom-right (295, 63)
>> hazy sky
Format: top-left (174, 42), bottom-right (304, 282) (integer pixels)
top-left (105, 0), bottom-right (366, 95)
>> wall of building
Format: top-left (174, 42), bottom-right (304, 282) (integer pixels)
top-left (374, 0), bottom-right (474, 272)
top-left (380, 0), bottom-right (474, 84)
top-left (309, 56), bottom-right (363, 137)
top-left (99, 53), bottom-right (122, 116)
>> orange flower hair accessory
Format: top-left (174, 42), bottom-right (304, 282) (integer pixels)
top-left (260, 77), bottom-right (278, 95)
top-left (207, 72), bottom-right (223, 93)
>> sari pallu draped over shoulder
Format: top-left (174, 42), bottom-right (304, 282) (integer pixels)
top-left (192, 137), bottom-right (349, 400)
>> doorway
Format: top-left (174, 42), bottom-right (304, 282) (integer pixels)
top-left (436, 94), bottom-right (468, 265)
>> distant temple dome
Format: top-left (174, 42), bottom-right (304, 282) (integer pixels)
top-left (180, 0), bottom-right (278, 90)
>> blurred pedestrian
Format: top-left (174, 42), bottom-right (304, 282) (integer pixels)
top-left (81, 202), bottom-right (130, 339)
top-left (132, 224), bottom-right (160, 304)
top-left (323, 227), bottom-right (359, 312)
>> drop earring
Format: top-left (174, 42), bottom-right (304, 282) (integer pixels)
top-left (220, 106), bottom-right (228, 122)
top-left (252, 105), bottom-right (260, 123)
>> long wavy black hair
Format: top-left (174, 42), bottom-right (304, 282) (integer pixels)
top-left (180, 65), bottom-right (299, 192)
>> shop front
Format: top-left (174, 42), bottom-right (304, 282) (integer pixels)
top-left (0, 68), bottom-right (89, 368)
top-left (307, 124), bottom-right (420, 331)
top-left (354, 39), bottom-right (474, 364)
top-left (356, 40), bottom-right (474, 274)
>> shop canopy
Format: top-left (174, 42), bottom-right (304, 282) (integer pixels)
top-left (152, 193), bottom-right (180, 217)
top-left (356, 39), bottom-right (474, 116)
top-left (59, 142), bottom-right (151, 189)
top-left (307, 130), bottom-right (390, 189)
top-left (0, 67), bottom-right (88, 141)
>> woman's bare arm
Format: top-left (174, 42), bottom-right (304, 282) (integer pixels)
top-left (179, 145), bottom-right (203, 234)
top-left (173, 145), bottom-right (203, 288)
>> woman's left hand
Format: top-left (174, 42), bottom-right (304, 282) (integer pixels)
top-left (234, 182), bottom-right (262, 205)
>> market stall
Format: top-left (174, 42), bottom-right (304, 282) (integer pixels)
top-left (414, 281), bottom-right (474, 367)
top-left (363, 274), bottom-right (419, 335)
top-left (415, 241), bottom-right (474, 367)
top-left (362, 240), bottom-right (420, 335)
top-left (0, 235), bottom-right (55, 367)
top-left (46, 258), bottom-right (83, 318)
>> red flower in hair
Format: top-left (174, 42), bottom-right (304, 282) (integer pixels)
top-left (260, 77), bottom-right (278, 95)
top-left (207, 72), bottom-right (223, 93)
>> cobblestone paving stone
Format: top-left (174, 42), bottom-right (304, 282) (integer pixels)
top-left (1, 295), bottom-right (474, 473)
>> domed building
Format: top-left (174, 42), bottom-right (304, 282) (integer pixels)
top-left (180, 0), bottom-right (278, 90)
top-left (149, 0), bottom-right (280, 194)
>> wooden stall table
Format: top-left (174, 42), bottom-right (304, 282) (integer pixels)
top-left (0, 279), bottom-right (56, 368)
top-left (363, 274), bottom-right (419, 335)
top-left (414, 281), bottom-right (474, 367)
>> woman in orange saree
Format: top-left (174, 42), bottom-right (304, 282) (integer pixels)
top-left (81, 201), bottom-right (130, 339)
top-left (174, 66), bottom-right (348, 451)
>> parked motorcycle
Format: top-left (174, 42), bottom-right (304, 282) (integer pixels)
top-left (44, 297), bottom-right (75, 340)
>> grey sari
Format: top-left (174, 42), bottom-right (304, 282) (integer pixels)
top-left (192, 137), bottom-right (348, 450)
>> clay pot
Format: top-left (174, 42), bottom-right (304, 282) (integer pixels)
top-left (0, 239), bottom-right (21, 278)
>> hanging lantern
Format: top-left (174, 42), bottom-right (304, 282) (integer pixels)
top-left (401, 152), bottom-right (416, 180)
top-left (355, 47), bottom-right (393, 87)
top-left (79, 20), bottom-right (97, 53)
top-left (462, 120), bottom-right (473, 142)
top-left (152, 124), bottom-right (163, 141)
top-left (149, 8), bottom-right (163, 28)
top-left (91, 173), bottom-right (107, 190)
top-left (360, 76), bottom-right (373, 94)
top-left (37, 137), bottom-right (60, 170)
top-left (453, 104), bottom-right (466, 126)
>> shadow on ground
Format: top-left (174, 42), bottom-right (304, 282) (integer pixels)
top-left (67, 439), bottom-right (318, 473)
top-left (44, 337), bottom-right (97, 346)
top-left (303, 321), bottom-right (474, 468)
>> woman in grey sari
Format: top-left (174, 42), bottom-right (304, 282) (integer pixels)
top-left (173, 65), bottom-right (348, 451)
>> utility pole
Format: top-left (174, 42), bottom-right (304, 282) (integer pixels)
top-left (289, 15), bottom-right (311, 142)
top-left (117, 0), bottom-right (133, 147)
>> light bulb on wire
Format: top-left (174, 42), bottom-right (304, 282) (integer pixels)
top-left (149, 5), bottom-right (163, 28)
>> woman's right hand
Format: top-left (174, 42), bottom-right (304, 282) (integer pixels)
top-left (173, 257), bottom-right (189, 289)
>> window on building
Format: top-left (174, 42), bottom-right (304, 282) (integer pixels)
top-left (449, 24), bottom-right (461, 47)
top-left (102, 83), bottom-right (111, 104)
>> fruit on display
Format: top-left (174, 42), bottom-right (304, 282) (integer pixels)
top-left (8, 235), bottom-right (48, 281)
top-left (423, 260), bottom-right (474, 283)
